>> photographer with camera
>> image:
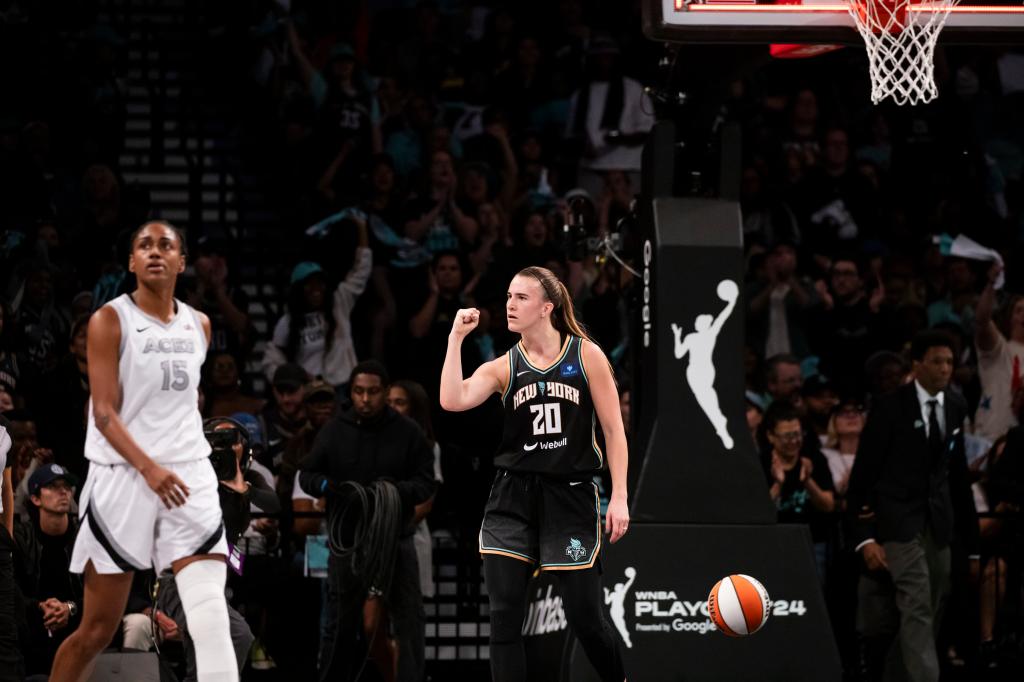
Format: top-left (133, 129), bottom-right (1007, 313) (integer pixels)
top-left (298, 360), bottom-right (436, 682)
top-left (146, 416), bottom-right (281, 680)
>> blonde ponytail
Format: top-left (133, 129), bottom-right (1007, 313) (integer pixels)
top-left (517, 266), bottom-right (595, 345)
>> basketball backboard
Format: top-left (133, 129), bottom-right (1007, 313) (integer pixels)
top-left (643, 0), bottom-right (1024, 44)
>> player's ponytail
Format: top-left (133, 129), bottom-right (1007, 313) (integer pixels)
top-left (518, 266), bottom-right (595, 345)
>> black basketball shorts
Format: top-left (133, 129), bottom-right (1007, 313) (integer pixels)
top-left (479, 469), bottom-right (602, 571)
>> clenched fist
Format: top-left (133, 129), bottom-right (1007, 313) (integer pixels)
top-left (451, 308), bottom-right (480, 338)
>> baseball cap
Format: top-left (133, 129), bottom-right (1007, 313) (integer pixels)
top-left (304, 378), bottom-right (336, 403)
top-left (28, 463), bottom-right (77, 497)
top-left (802, 374), bottom-right (836, 398)
top-left (290, 261), bottom-right (324, 285)
top-left (273, 363), bottom-right (309, 391)
top-left (229, 412), bottom-right (264, 445)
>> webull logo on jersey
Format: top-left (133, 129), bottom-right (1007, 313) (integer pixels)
top-left (142, 338), bottom-right (196, 354)
top-left (512, 381), bottom-right (581, 410)
top-left (606, 567), bottom-right (808, 642)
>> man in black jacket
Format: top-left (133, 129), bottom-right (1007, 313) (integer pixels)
top-left (14, 463), bottom-right (82, 676)
top-left (299, 360), bottom-right (436, 682)
top-left (847, 330), bottom-right (979, 682)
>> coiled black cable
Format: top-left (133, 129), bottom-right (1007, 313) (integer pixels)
top-left (326, 479), bottom-right (404, 600)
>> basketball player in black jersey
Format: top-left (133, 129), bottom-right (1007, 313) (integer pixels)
top-left (441, 266), bottom-right (629, 682)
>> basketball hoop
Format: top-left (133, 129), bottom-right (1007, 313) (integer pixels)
top-left (846, 0), bottom-right (961, 106)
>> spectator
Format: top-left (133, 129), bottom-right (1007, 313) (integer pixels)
top-left (780, 89), bottom-right (821, 171)
top-left (262, 217), bottom-right (372, 389)
top-left (0, 413), bottom-right (23, 681)
top-left (763, 353), bottom-right (804, 408)
top-left (402, 150), bottom-right (479, 257)
top-left (5, 410), bottom-right (54, 517)
top-left (279, 377), bottom-right (336, 517)
top-left (298, 360), bottom-right (435, 681)
top-left (0, 300), bottom-right (24, 398)
top-left (13, 464), bottom-right (81, 676)
top-left (926, 257), bottom-right (978, 332)
top-left (847, 330), bottom-right (979, 682)
top-left (761, 401), bottom-right (836, 579)
top-left (864, 349), bottom-right (910, 403)
top-left (408, 251), bottom-right (485, 396)
top-left (204, 351), bottom-right (265, 418)
top-left (820, 398), bottom-right (867, 673)
top-left (746, 242), bottom-right (814, 359)
top-left (798, 127), bottom-right (877, 255)
top-left (809, 256), bottom-right (887, 398)
top-left (184, 237), bottom-right (253, 364)
top-left (384, 93), bottom-right (442, 180)
top-left (286, 24), bottom-right (381, 153)
top-left (565, 34), bottom-right (654, 197)
top-left (801, 375), bottom-right (839, 445)
top-left (34, 315), bottom-right (89, 480)
top-left (259, 363), bottom-right (309, 475)
top-left (740, 164), bottom-right (801, 249)
top-left (820, 399), bottom-right (865, 506)
top-left (387, 378), bottom-right (442, 599)
top-left (11, 261), bottom-right (69, 375)
top-left (973, 264), bottom-right (1024, 441)
top-left (745, 392), bottom-right (765, 449)
top-left (971, 434), bottom-right (1018, 667)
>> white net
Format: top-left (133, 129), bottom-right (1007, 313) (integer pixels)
top-left (846, 0), bottom-right (960, 106)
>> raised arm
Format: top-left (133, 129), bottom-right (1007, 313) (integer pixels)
top-left (975, 263), bottom-right (1002, 353)
top-left (286, 22), bottom-right (320, 98)
top-left (88, 307), bottom-right (190, 508)
top-left (439, 308), bottom-right (507, 412)
top-left (711, 295), bottom-right (738, 336)
top-left (582, 339), bottom-right (630, 544)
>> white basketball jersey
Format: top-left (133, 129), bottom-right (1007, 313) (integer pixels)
top-left (85, 294), bottom-right (211, 465)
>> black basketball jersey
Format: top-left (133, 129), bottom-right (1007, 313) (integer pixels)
top-left (495, 335), bottom-right (603, 476)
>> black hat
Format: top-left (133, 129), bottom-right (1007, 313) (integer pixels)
top-left (801, 374), bottom-right (836, 397)
top-left (28, 463), bottom-right (77, 497)
top-left (304, 378), bottom-right (336, 403)
top-left (273, 363), bottom-right (309, 391)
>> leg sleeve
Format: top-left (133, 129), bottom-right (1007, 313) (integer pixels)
top-left (555, 567), bottom-right (626, 682)
top-left (483, 554), bottom-right (533, 682)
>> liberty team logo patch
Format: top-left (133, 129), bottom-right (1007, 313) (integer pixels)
top-left (566, 537), bottom-right (587, 562)
top-left (560, 363), bottom-right (579, 378)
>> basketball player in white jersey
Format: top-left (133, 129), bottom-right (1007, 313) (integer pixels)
top-left (50, 221), bottom-right (238, 682)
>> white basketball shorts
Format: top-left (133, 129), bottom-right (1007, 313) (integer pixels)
top-left (70, 458), bottom-right (227, 574)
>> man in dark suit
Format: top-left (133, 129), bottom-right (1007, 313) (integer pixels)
top-left (847, 330), bottom-right (979, 682)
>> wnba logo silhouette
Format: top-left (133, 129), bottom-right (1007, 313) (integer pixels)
top-left (604, 567), bottom-right (637, 648)
top-left (670, 279), bottom-right (738, 450)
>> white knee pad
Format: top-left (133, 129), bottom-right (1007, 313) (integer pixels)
top-left (176, 560), bottom-right (239, 682)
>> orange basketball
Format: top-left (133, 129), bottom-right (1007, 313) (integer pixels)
top-left (707, 574), bottom-right (772, 637)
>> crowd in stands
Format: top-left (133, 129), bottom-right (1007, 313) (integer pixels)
top-left (1, 1), bottom-right (1023, 680)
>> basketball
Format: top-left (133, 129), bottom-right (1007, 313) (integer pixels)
top-left (716, 279), bottom-right (738, 302)
top-left (707, 574), bottom-right (772, 637)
